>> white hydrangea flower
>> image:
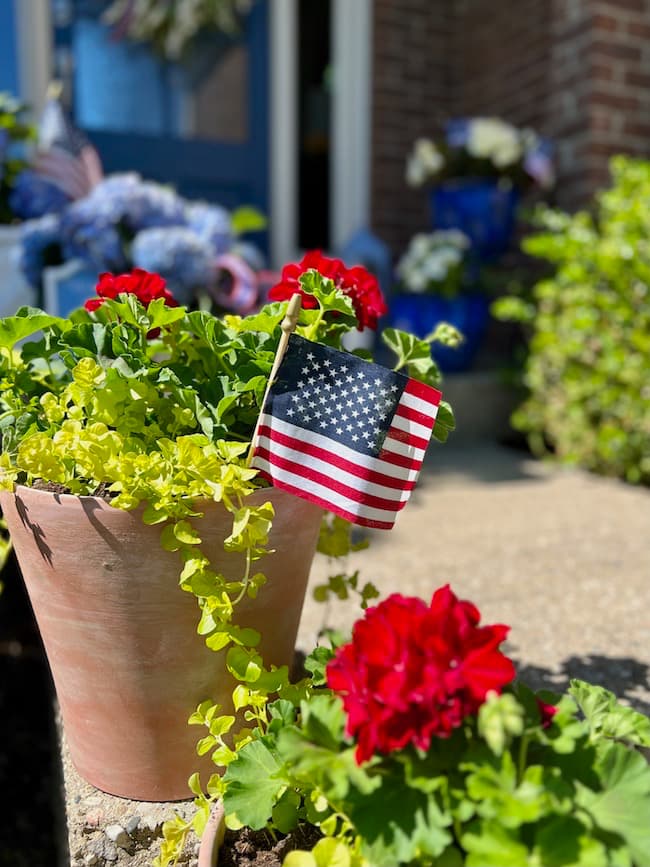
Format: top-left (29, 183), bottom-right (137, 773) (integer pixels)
top-left (467, 118), bottom-right (522, 168)
top-left (396, 230), bottom-right (470, 293)
top-left (405, 138), bottom-right (445, 187)
top-left (406, 156), bottom-right (427, 187)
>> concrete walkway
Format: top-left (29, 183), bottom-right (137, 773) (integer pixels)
top-left (300, 442), bottom-right (650, 713)
top-left (61, 442), bottom-right (650, 865)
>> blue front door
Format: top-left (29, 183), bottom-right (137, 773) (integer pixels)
top-left (52, 0), bottom-right (269, 219)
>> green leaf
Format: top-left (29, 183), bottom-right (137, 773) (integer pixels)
top-left (304, 645), bottom-right (336, 686)
top-left (533, 816), bottom-right (607, 867)
top-left (271, 788), bottom-right (300, 834)
top-left (223, 739), bottom-right (285, 830)
top-left (231, 205), bottom-right (267, 235)
top-left (462, 821), bottom-right (530, 866)
top-left (351, 771), bottom-right (452, 866)
top-left (569, 679), bottom-right (650, 747)
top-left (478, 692), bottom-right (525, 756)
top-left (0, 308), bottom-right (67, 350)
top-left (299, 270), bottom-right (356, 320)
top-left (575, 743), bottom-right (650, 863)
top-left (381, 327), bottom-right (441, 387)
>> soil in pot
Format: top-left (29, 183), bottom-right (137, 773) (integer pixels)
top-left (219, 825), bottom-right (323, 867)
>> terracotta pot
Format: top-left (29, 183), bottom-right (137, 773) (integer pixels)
top-left (198, 802), bottom-right (225, 867)
top-left (0, 485), bottom-right (322, 800)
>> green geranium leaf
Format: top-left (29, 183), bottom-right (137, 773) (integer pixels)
top-left (222, 739), bottom-right (285, 830)
top-left (478, 692), bottom-right (525, 756)
top-left (298, 270), bottom-right (356, 320)
top-left (271, 788), bottom-right (300, 834)
top-left (0, 308), bottom-right (67, 350)
top-left (381, 327), bottom-right (441, 387)
top-left (575, 742), bottom-right (650, 863)
top-left (462, 821), bottom-right (530, 866)
top-left (569, 679), bottom-right (650, 746)
top-left (350, 771), bottom-right (452, 866)
top-left (533, 816), bottom-right (607, 867)
top-left (304, 645), bottom-right (336, 686)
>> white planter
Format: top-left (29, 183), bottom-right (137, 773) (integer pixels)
top-left (0, 225), bottom-right (35, 317)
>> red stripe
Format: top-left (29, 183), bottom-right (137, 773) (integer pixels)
top-left (404, 378), bottom-right (442, 405)
top-left (256, 424), bottom-right (417, 490)
top-left (395, 400), bottom-right (437, 428)
top-left (376, 444), bottom-right (424, 471)
top-left (255, 469), bottom-right (397, 530)
top-left (385, 425), bottom-right (430, 452)
top-left (254, 446), bottom-right (407, 511)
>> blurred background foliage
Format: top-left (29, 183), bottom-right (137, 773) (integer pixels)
top-left (494, 155), bottom-right (650, 485)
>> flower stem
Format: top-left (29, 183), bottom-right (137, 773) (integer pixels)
top-left (517, 733), bottom-right (530, 785)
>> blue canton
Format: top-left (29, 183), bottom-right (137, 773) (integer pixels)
top-left (265, 335), bottom-right (407, 457)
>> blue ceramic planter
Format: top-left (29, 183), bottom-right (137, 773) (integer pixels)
top-left (430, 179), bottom-right (519, 260)
top-left (387, 293), bottom-right (490, 373)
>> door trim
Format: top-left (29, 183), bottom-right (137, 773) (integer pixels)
top-left (270, 0), bottom-right (372, 267)
top-left (14, 0), bottom-right (52, 117)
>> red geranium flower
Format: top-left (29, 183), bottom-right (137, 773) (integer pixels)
top-left (536, 697), bottom-right (558, 729)
top-left (84, 268), bottom-right (178, 312)
top-left (326, 585), bottom-right (516, 764)
top-left (268, 250), bottom-right (387, 331)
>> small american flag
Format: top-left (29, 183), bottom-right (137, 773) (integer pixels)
top-left (34, 87), bottom-right (103, 200)
top-left (251, 334), bottom-right (442, 529)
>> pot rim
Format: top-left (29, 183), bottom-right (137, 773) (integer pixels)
top-left (198, 801), bottom-right (226, 867)
top-left (3, 480), bottom-right (283, 510)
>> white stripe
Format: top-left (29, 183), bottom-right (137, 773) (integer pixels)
top-left (252, 457), bottom-right (402, 524)
top-left (254, 433), bottom-right (414, 502)
top-left (391, 412), bottom-right (433, 443)
top-left (255, 414), bottom-right (419, 482)
top-left (380, 433), bottom-right (427, 462)
top-left (401, 390), bottom-right (440, 419)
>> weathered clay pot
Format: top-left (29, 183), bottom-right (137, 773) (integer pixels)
top-left (0, 485), bottom-right (322, 801)
top-left (198, 802), bottom-right (225, 867)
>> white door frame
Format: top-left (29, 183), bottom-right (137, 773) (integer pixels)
top-left (13, 0), bottom-right (53, 118)
top-left (270, 0), bottom-right (372, 267)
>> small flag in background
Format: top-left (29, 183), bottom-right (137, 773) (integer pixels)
top-left (33, 83), bottom-right (103, 200)
top-left (251, 334), bottom-right (442, 529)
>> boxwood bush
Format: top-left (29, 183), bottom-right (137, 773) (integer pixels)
top-left (494, 155), bottom-right (650, 484)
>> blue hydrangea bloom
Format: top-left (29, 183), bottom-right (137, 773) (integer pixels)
top-left (9, 170), bottom-right (70, 220)
top-left (185, 201), bottom-right (232, 256)
top-left (131, 226), bottom-right (214, 305)
top-left (59, 196), bottom-right (128, 271)
top-left (19, 214), bottom-right (63, 289)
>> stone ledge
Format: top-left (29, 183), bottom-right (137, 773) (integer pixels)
top-left (60, 724), bottom-right (200, 867)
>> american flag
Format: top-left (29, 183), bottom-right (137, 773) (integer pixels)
top-left (251, 335), bottom-right (442, 529)
top-left (33, 86), bottom-right (103, 200)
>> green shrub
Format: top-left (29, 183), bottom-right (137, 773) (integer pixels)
top-left (494, 155), bottom-right (650, 484)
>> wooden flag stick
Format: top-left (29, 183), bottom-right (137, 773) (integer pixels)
top-left (246, 293), bottom-right (302, 466)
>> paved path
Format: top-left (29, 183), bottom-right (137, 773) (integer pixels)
top-left (298, 443), bottom-right (650, 713)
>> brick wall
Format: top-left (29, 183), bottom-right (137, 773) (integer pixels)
top-left (370, 0), bottom-right (452, 254)
top-left (370, 0), bottom-right (650, 253)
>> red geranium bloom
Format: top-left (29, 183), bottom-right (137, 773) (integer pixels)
top-left (536, 697), bottom-right (558, 729)
top-left (326, 585), bottom-right (516, 764)
top-left (268, 250), bottom-right (387, 331)
top-left (84, 268), bottom-right (178, 312)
